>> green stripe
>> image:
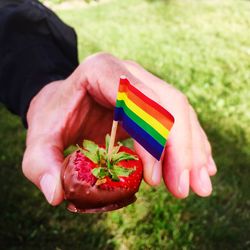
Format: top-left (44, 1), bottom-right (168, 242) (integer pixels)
top-left (116, 100), bottom-right (166, 146)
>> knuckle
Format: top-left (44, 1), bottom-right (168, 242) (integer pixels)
top-left (179, 151), bottom-right (193, 171)
top-left (21, 145), bottom-right (40, 180)
top-left (22, 154), bottom-right (30, 179)
top-left (124, 59), bottom-right (139, 68)
top-left (189, 104), bottom-right (198, 119)
top-left (206, 141), bottom-right (212, 155)
top-left (194, 154), bottom-right (208, 169)
top-left (140, 84), bottom-right (160, 103)
top-left (176, 92), bottom-right (189, 106)
top-left (83, 52), bottom-right (113, 65)
top-left (184, 162), bottom-right (193, 171)
top-left (80, 52), bottom-right (119, 76)
top-left (91, 52), bottom-right (112, 61)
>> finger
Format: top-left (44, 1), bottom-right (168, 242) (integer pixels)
top-left (22, 138), bottom-right (64, 205)
top-left (124, 60), bottom-right (217, 177)
top-left (74, 53), bottom-right (130, 108)
top-left (122, 78), bottom-right (163, 186)
top-left (199, 128), bottom-right (217, 176)
top-left (189, 107), bottom-right (212, 197)
top-left (75, 53), bottom-right (159, 109)
top-left (124, 60), bottom-right (193, 198)
top-left (74, 103), bottom-right (129, 145)
top-left (123, 60), bottom-right (170, 89)
top-left (163, 111), bottom-right (192, 198)
top-left (134, 141), bottom-right (162, 186)
top-left (207, 155), bottom-right (217, 176)
top-left (116, 75), bottom-right (163, 185)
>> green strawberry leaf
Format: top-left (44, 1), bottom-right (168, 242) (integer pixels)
top-left (77, 145), bottom-right (99, 164)
top-left (64, 145), bottom-right (78, 157)
top-left (96, 148), bottom-right (101, 162)
top-left (92, 167), bottom-right (109, 178)
top-left (112, 152), bottom-right (138, 164)
top-left (111, 145), bottom-right (122, 155)
top-left (74, 135), bottom-right (138, 181)
top-left (83, 140), bottom-right (99, 152)
top-left (108, 169), bottom-right (120, 181)
top-left (113, 165), bottom-right (136, 177)
top-left (82, 151), bottom-right (99, 164)
top-left (98, 147), bottom-right (107, 161)
top-left (106, 157), bottom-right (112, 169)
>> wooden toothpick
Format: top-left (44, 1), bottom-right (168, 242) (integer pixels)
top-left (108, 120), bottom-right (118, 156)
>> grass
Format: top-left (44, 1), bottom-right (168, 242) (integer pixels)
top-left (1, 0), bottom-right (250, 249)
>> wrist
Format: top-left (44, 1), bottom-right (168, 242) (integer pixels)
top-left (26, 80), bottom-right (63, 130)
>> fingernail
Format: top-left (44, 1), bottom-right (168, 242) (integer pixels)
top-left (207, 156), bottom-right (217, 174)
top-left (178, 169), bottom-right (189, 197)
top-left (151, 160), bottom-right (162, 185)
top-left (199, 167), bottom-right (212, 194)
top-left (40, 174), bottom-right (56, 204)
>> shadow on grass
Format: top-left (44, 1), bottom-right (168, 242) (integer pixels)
top-left (1, 103), bottom-right (249, 249)
top-left (125, 117), bottom-right (250, 250)
top-left (188, 119), bottom-right (250, 250)
top-left (0, 169), bottom-right (115, 250)
top-left (0, 105), bottom-right (115, 250)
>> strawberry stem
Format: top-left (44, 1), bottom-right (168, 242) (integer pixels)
top-left (108, 120), bottom-right (118, 157)
top-left (78, 134), bottom-right (138, 181)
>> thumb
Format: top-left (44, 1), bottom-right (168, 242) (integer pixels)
top-left (22, 139), bottom-right (64, 205)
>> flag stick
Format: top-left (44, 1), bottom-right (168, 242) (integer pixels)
top-left (108, 120), bottom-right (118, 155)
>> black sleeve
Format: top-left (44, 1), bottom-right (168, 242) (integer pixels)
top-left (0, 0), bottom-right (79, 127)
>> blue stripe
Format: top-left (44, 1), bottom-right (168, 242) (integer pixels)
top-left (115, 107), bottom-right (164, 160)
top-left (114, 106), bottom-right (121, 121)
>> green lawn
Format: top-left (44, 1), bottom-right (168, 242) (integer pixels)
top-left (1, 0), bottom-right (250, 249)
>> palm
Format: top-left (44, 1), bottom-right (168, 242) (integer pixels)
top-left (57, 81), bottom-right (126, 148)
top-left (74, 99), bottom-right (118, 145)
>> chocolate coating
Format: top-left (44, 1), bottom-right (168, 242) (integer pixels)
top-left (61, 151), bottom-right (142, 213)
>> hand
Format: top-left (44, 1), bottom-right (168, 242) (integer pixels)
top-left (22, 53), bottom-right (217, 205)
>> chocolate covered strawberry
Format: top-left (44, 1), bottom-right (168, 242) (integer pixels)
top-left (61, 135), bottom-right (143, 213)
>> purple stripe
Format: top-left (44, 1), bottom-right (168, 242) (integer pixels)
top-left (115, 107), bottom-right (164, 160)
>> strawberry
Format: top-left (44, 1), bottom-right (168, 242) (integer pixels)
top-left (61, 135), bottom-right (143, 213)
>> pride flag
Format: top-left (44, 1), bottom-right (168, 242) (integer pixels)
top-left (114, 76), bottom-right (175, 160)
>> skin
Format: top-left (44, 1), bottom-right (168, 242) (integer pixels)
top-left (22, 53), bottom-right (217, 205)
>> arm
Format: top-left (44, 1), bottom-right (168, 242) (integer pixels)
top-left (0, 0), bottom-right (78, 126)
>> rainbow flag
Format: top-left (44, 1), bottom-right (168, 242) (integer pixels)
top-left (114, 76), bottom-right (175, 160)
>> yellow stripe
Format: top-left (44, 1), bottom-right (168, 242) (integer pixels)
top-left (117, 92), bottom-right (169, 138)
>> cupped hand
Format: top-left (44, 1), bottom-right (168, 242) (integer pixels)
top-left (22, 53), bottom-right (217, 205)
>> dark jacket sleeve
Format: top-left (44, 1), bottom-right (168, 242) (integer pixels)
top-left (0, 0), bottom-right (79, 127)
